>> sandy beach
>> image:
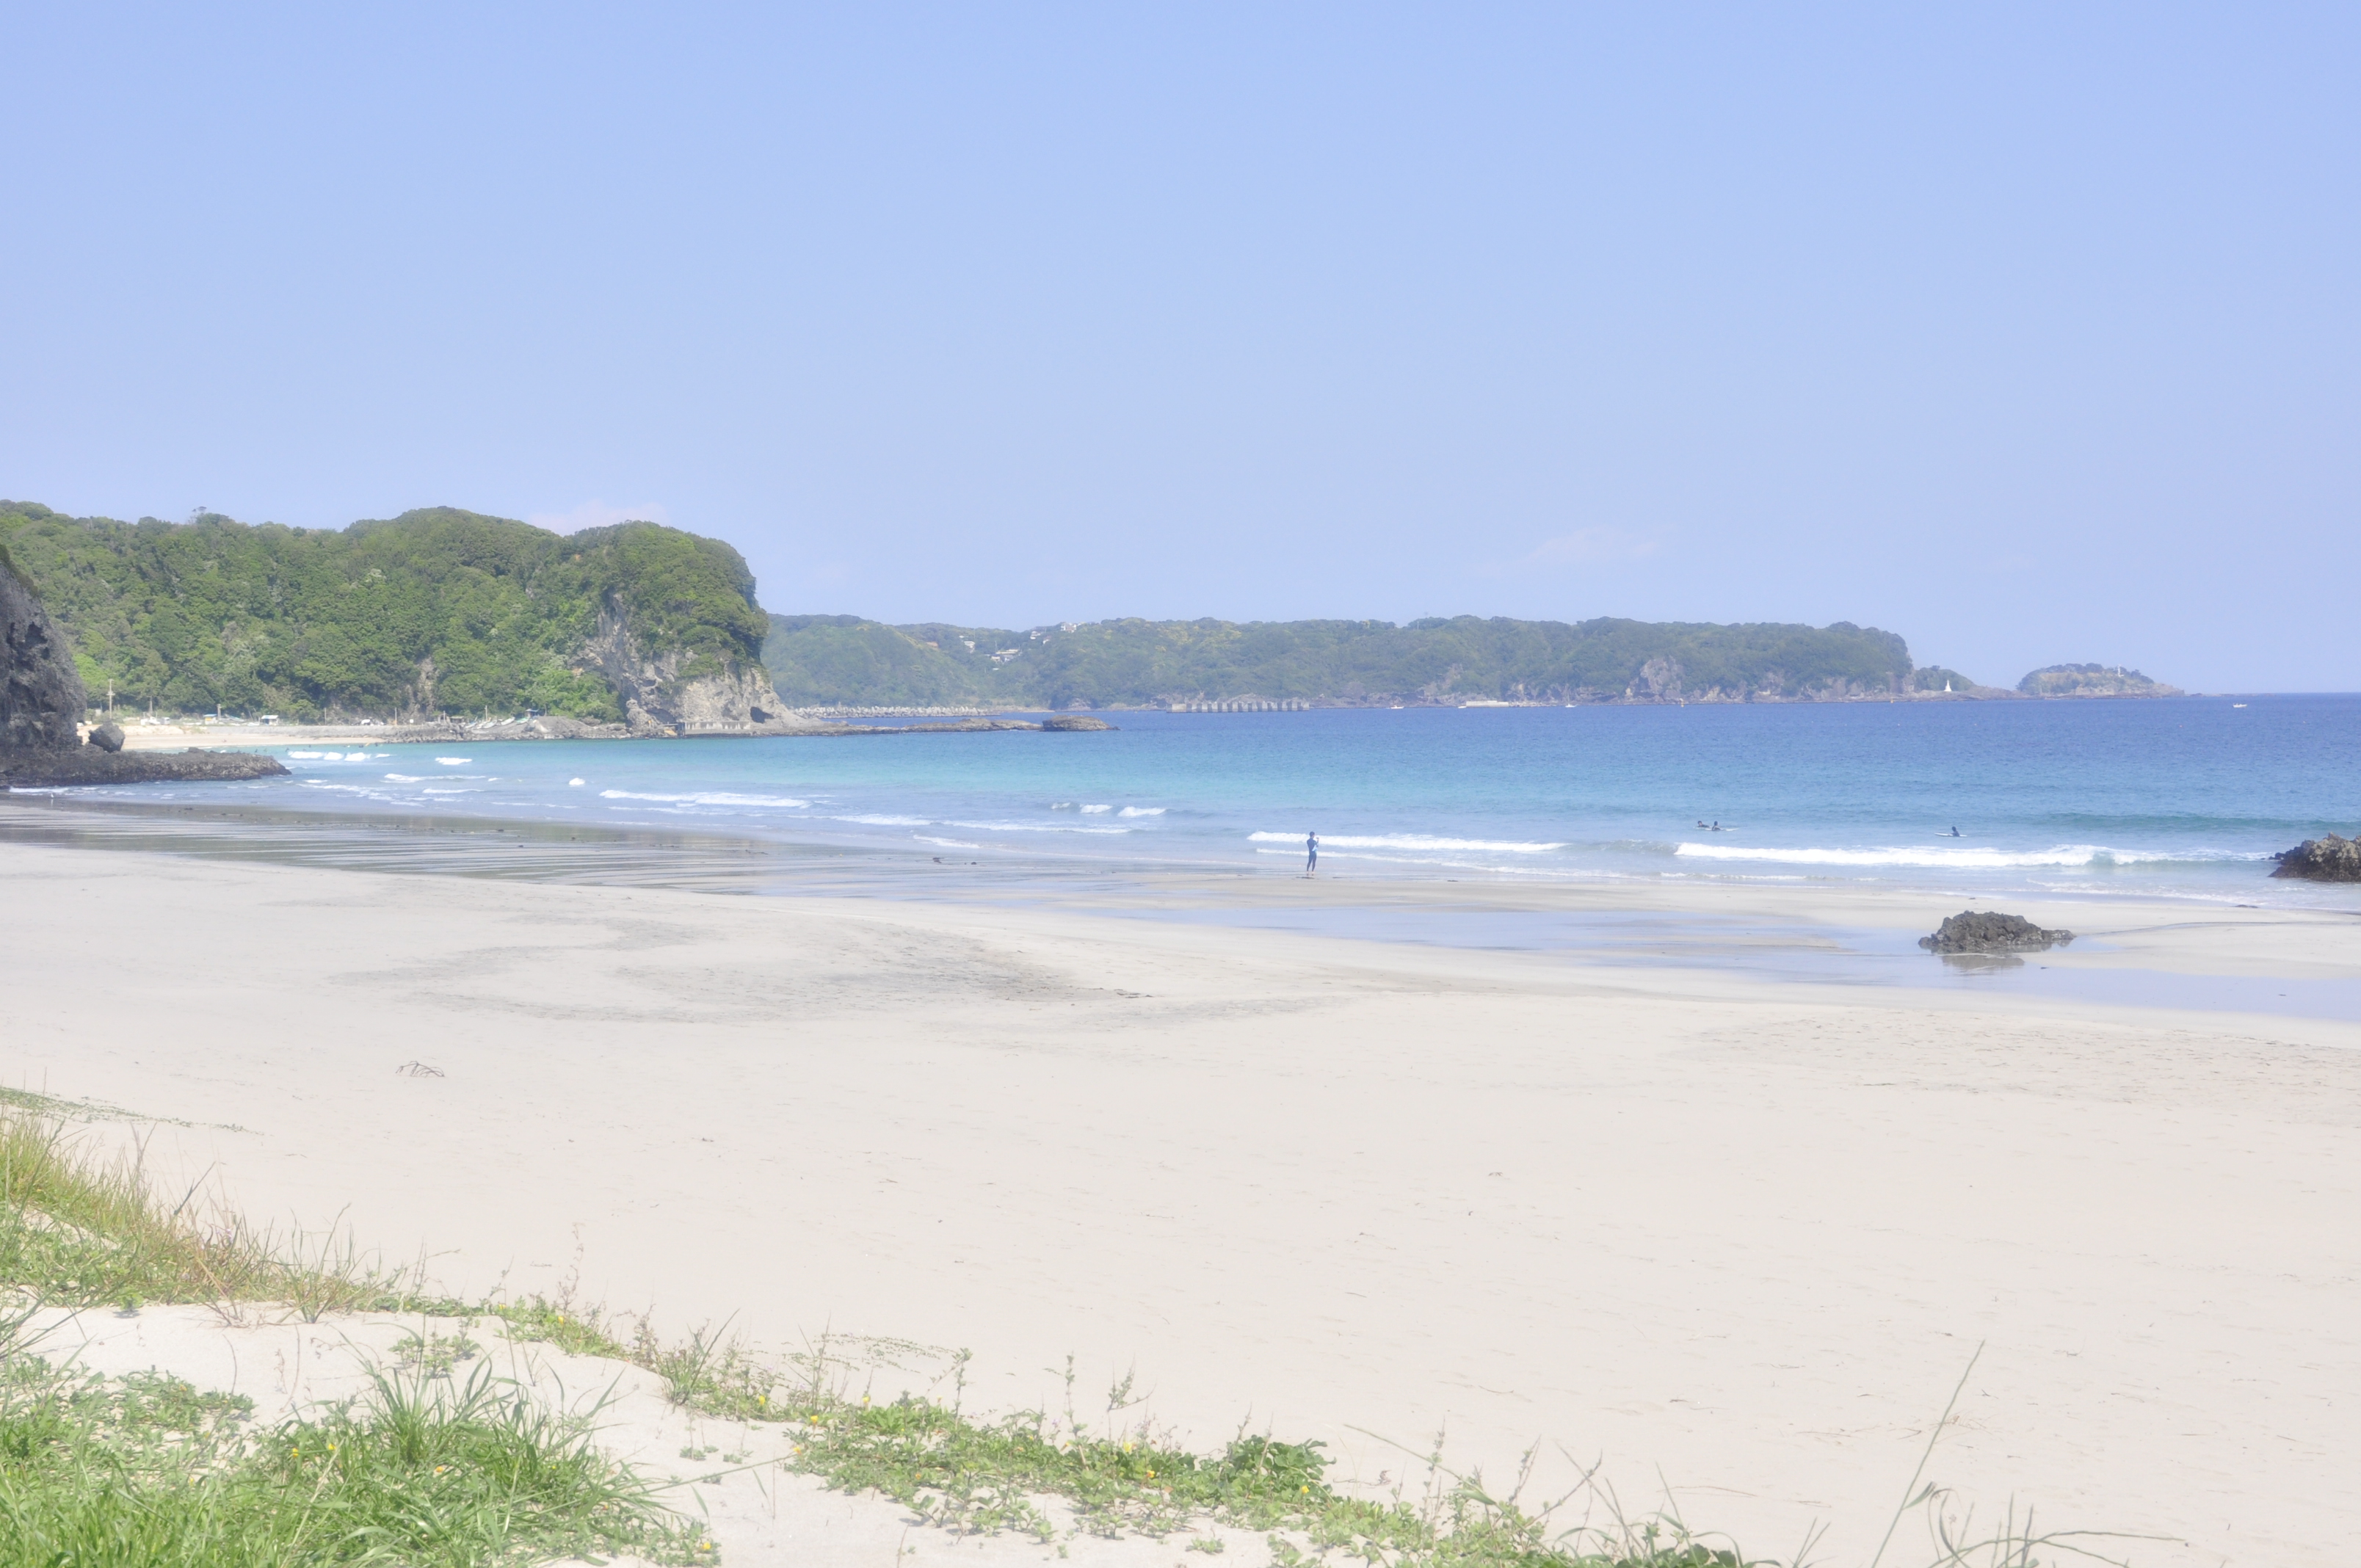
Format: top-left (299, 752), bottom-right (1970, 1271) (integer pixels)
top-left (4, 830), bottom-right (2357, 1566)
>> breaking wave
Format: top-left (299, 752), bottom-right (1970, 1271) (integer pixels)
top-left (1672, 841), bottom-right (2268, 869)
top-left (600, 789), bottom-right (813, 808)
top-left (1249, 831), bottom-right (1567, 854)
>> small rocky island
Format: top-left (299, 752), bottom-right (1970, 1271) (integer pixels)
top-left (2271, 833), bottom-right (2361, 882)
top-left (1919, 911), bottom-right (2075, 953)
top-left (2016, 664), bottom-right (2183, 698)
top-left (1, 554), bottom-right (287, 788)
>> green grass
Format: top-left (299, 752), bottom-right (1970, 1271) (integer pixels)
top-left (0, 1111), bottom-right (701, 1565)
top-left (0, 1108), bottom-right (439, 1320)
top-left (0, 1323), bottom-right (706, 1567)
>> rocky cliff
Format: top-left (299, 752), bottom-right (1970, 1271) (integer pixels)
top-left (576, 603), bottom-right (804, 735)
top-left (1, 549), bottom-right (287, 785)
top-left (0, 550), bottom-right (87, 748)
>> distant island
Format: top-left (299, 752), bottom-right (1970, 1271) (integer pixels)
top-left (1, 500), bottom-right (2186, 724)
top-left (2016, 664), bottom-right (2183, 699)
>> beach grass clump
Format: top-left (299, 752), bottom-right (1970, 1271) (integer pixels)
top-left (0, 1111), bottom-right (416, 1319)
top-left (0, 1332), bottom-right (706, 1568)
top-left (0, 1111), bottom-right (703, 1566)
top-left (615, 1335), bottom-right (1761, 1568)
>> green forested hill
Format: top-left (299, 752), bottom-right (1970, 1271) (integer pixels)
top-left (764, 612), bottom-right (1923, 708)
top-left (0, 502), bottom-right (769, 721)
top-left (1, 496), bottom-right (1940, 718)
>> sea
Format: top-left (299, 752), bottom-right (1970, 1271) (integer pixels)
top-left (69, 692), bottom-right (2361, 908)
top-left (12, 692), bottom-right (2360, 1019)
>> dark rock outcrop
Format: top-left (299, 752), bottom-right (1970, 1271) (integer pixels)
top-left (4, 555), bottom-right (288, 786)
top-left (0, 746), bottom-right (289, 786)
top-left (1918, 910), bottom-right (2075, 953)
top-left (1041, 714), bottom-right (1116, 731)
top-left (1, 556), bottom-right (88, 749)
top-left (2271, 833), bottom-right (2361, 882)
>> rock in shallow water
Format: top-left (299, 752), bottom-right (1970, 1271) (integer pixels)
top-left (0, 746), bottom-right (289, 785)
top-left (1918, 910), bottom-right (2075, 953)
top-left (2271, 833), bottom-right (2361, 882)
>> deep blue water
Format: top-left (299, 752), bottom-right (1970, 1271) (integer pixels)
top-left (88, 692), bottom-right (2361, 907)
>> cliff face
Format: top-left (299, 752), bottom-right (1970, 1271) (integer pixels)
top-left (577, 603), bottom-right (794, 735)
top-left (0, 553), bottom-right (87, 748)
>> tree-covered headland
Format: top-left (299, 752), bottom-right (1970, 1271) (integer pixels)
top-left (764, 613), bottom-right (1929, 708)
top-left (0, 502), bottom-right (769, 722)
top-left (5, 498), bottom-right (1995, 718)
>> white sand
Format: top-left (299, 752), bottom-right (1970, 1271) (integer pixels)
top-left (4, 840), bottom-right (2357, 1566)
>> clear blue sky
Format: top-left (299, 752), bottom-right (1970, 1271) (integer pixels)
top-left (4, 4), bottom-right (2354, 691)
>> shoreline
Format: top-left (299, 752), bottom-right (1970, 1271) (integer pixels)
top-left (84, 686), bottom-right (2277, 754)
top-left (6, 827), bottom-right (2358, 1565)
top-left (7, 791), bottom-right (2357, 1023)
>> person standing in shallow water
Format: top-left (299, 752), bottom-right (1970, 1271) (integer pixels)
top-left (1305, 832), bottom-right (1319, 877)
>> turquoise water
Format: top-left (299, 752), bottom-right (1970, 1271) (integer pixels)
top-left (114, 692), bottom-right (2361, 907)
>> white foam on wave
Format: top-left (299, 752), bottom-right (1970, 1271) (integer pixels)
top-left (435, 757), bottom-right (471, 765)
top-left (916, 836), bottom-right (983, 849)
top-left (383, 773), bottom-right (427, 783)
top-left (1080, 804), bottom-right (1113, 813)
top-left (1251, 846), bottom-right (1567, 876)
top-left (1117, 806), bottom-right (1165, 817)
top-left (569, 778), bottom-right (586, 787)
top-left (949, 819), bottom-right (1134, 836)
top-left (835, 813), bottom-right (930, 826)
top-left (287, 751), bottom-right (324, 759)
top-left (1672, 841), bottom-right (2267, 869)
top-left (1250, 831), bottom-right (1567, 854)
top-left (599, 789), bottom-right (812, 808)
